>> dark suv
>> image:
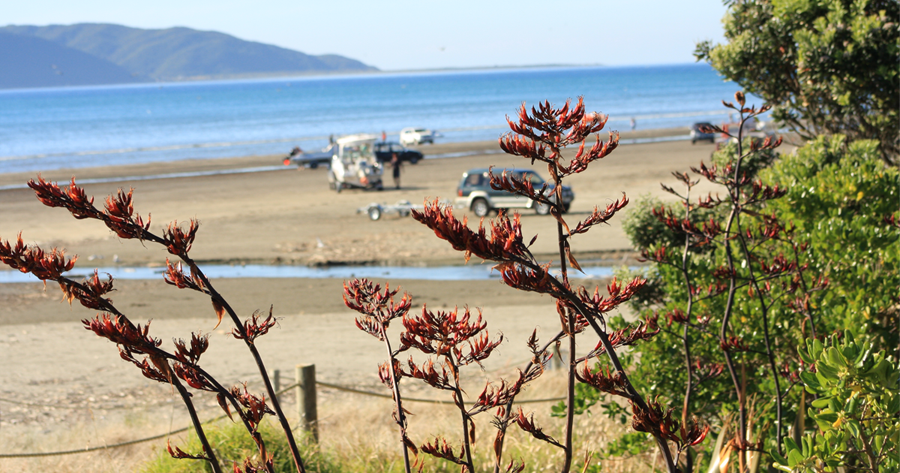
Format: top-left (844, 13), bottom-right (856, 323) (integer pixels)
top-left (455, 168), bottom-right (574, 217)
top-left (690, 122), bottom-right (716, 144)
top-left (373, 142), bottom-right (423, 164)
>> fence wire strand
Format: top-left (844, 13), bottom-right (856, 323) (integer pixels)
top-left (0, 380), bottom-right (565, 458)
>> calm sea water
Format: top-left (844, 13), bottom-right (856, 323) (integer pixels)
top-left (0, 63), bottom-right (748, 174)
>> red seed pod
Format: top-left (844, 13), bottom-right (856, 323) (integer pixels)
top-left (420, 436), bottom-right (466, 465)
top-left (167, 440), bottom-right (207, 460)
top-left (514, 407), bottom-right (563, 448)
top-left (163, 220), bottom-right (199, 256)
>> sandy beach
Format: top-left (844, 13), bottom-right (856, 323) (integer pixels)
top-left (0, 129), bottom-right (719, 469)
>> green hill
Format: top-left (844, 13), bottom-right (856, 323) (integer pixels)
top-left (1, 23), bottom-right (377, 85)
top-left (0, 32), bottom-right (140, 88)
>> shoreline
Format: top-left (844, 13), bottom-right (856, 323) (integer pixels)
top-left (0, 126), bottom-right (690, 188)
top-left (0, 132), bottom-right (721, 325)
top-left (0, 129), bottom-right (717, 269)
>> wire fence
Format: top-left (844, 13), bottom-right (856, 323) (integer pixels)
top-left (0, 376), bottom-right (566, 458)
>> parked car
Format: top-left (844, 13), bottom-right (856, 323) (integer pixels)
top-left (373, 141), bottom-right (423, 164)
top-left (399, 127), bottom-right (438, 145)
top-left (455, 168), bottom-right (574, 217)
top-left (690, 122), bottom-right (716, 144)
top-left (327, 134), bottom-right (383, 192)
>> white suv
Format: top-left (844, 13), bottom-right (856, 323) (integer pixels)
top-left (399, 127), bottom-right (437, 146)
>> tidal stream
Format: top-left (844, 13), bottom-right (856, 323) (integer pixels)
top-left (0, 263), bottom-right (623, 283)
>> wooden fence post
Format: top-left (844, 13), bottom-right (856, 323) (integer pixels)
top-left (553, 345), bottom-right (566, 370)
top-left (295, 364), bottom-right (318, 442)
top-left (272, 369), bottom-right (281, 394)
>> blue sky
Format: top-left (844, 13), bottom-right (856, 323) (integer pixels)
top-left (5, 0), bottom-right (729, 71)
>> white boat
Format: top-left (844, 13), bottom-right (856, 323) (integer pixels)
top-left (283, 144), bottom-right (335, 169)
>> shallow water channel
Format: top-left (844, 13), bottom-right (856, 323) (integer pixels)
top-left (0, 263), bottom-right (622, 283)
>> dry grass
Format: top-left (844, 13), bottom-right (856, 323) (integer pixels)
top-left (312, 369), bottom-right (657, 472)
top-left (0, 366), bottom-right (660, 472)
top-left (0, 419), bottom-right (164, 472)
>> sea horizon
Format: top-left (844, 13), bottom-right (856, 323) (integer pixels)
top-left (0, 61), bottom-right (697, 94)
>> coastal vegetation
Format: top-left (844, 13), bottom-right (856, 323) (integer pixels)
top-left (0, 179), bottom-right (310, 472)
top-left (374, 92), bottom-right (898, 471)
top-left (342, 98), bottom-right (681, 473)
top-left (593, 110), bottom-right (899, 472)
top-left (695, 0), bottom-right (900, 164)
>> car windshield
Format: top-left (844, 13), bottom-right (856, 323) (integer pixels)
top-left (523, 172), bottom-right (544, 185)
top-left (341, 143), bottom-right (373, 161)
top-left (490, 170), bottom-right (545, 186)
top-left (464, 173), bottom-right (484, 186)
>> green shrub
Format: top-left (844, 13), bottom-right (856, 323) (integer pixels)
top-left (696, 0), bottom-right (900, 163)
top-left (573, 133), bottom-right (899, 471)
top-left (772, 331), bottom-right (900, 472)
top-left (760, 135), bottom-right (899, 352)
top-left (621, 195), bottom-right (682, 252)
top-left (142, 421), bottom-right (328, 473)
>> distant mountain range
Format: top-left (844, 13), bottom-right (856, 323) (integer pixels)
top-left (0, 23), bottom-right (378, 89)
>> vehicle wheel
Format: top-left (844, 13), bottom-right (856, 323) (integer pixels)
top-left (309, 162), bottom-right (318, 169)
top-left (535, 201), bottom-right (551, 215)
top-left (409, 157), bottom-right (419, 164)
top-left (471, 198), bottom-right (490, 218)
top-left (562, 203), bottom-right (571, 214)
top-left (368, 206), bottom-right (382, 221)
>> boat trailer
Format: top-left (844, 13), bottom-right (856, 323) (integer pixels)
top-left (357, 200), bottom-right (457, 221)
top-left (356, 200), bottom-right (419, 220)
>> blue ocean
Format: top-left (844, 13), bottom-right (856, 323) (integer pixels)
top-left (0, 63), bottom-right (748, 174)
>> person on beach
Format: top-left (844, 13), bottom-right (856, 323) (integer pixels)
top-left (390, 152), bottom-right (402, 189)
top-left (381, 130), bottom-right (387, 142)
top-left (283, 146), bottom-right (302, 165)
top-left (630, 117), bottom-right (636, 130)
